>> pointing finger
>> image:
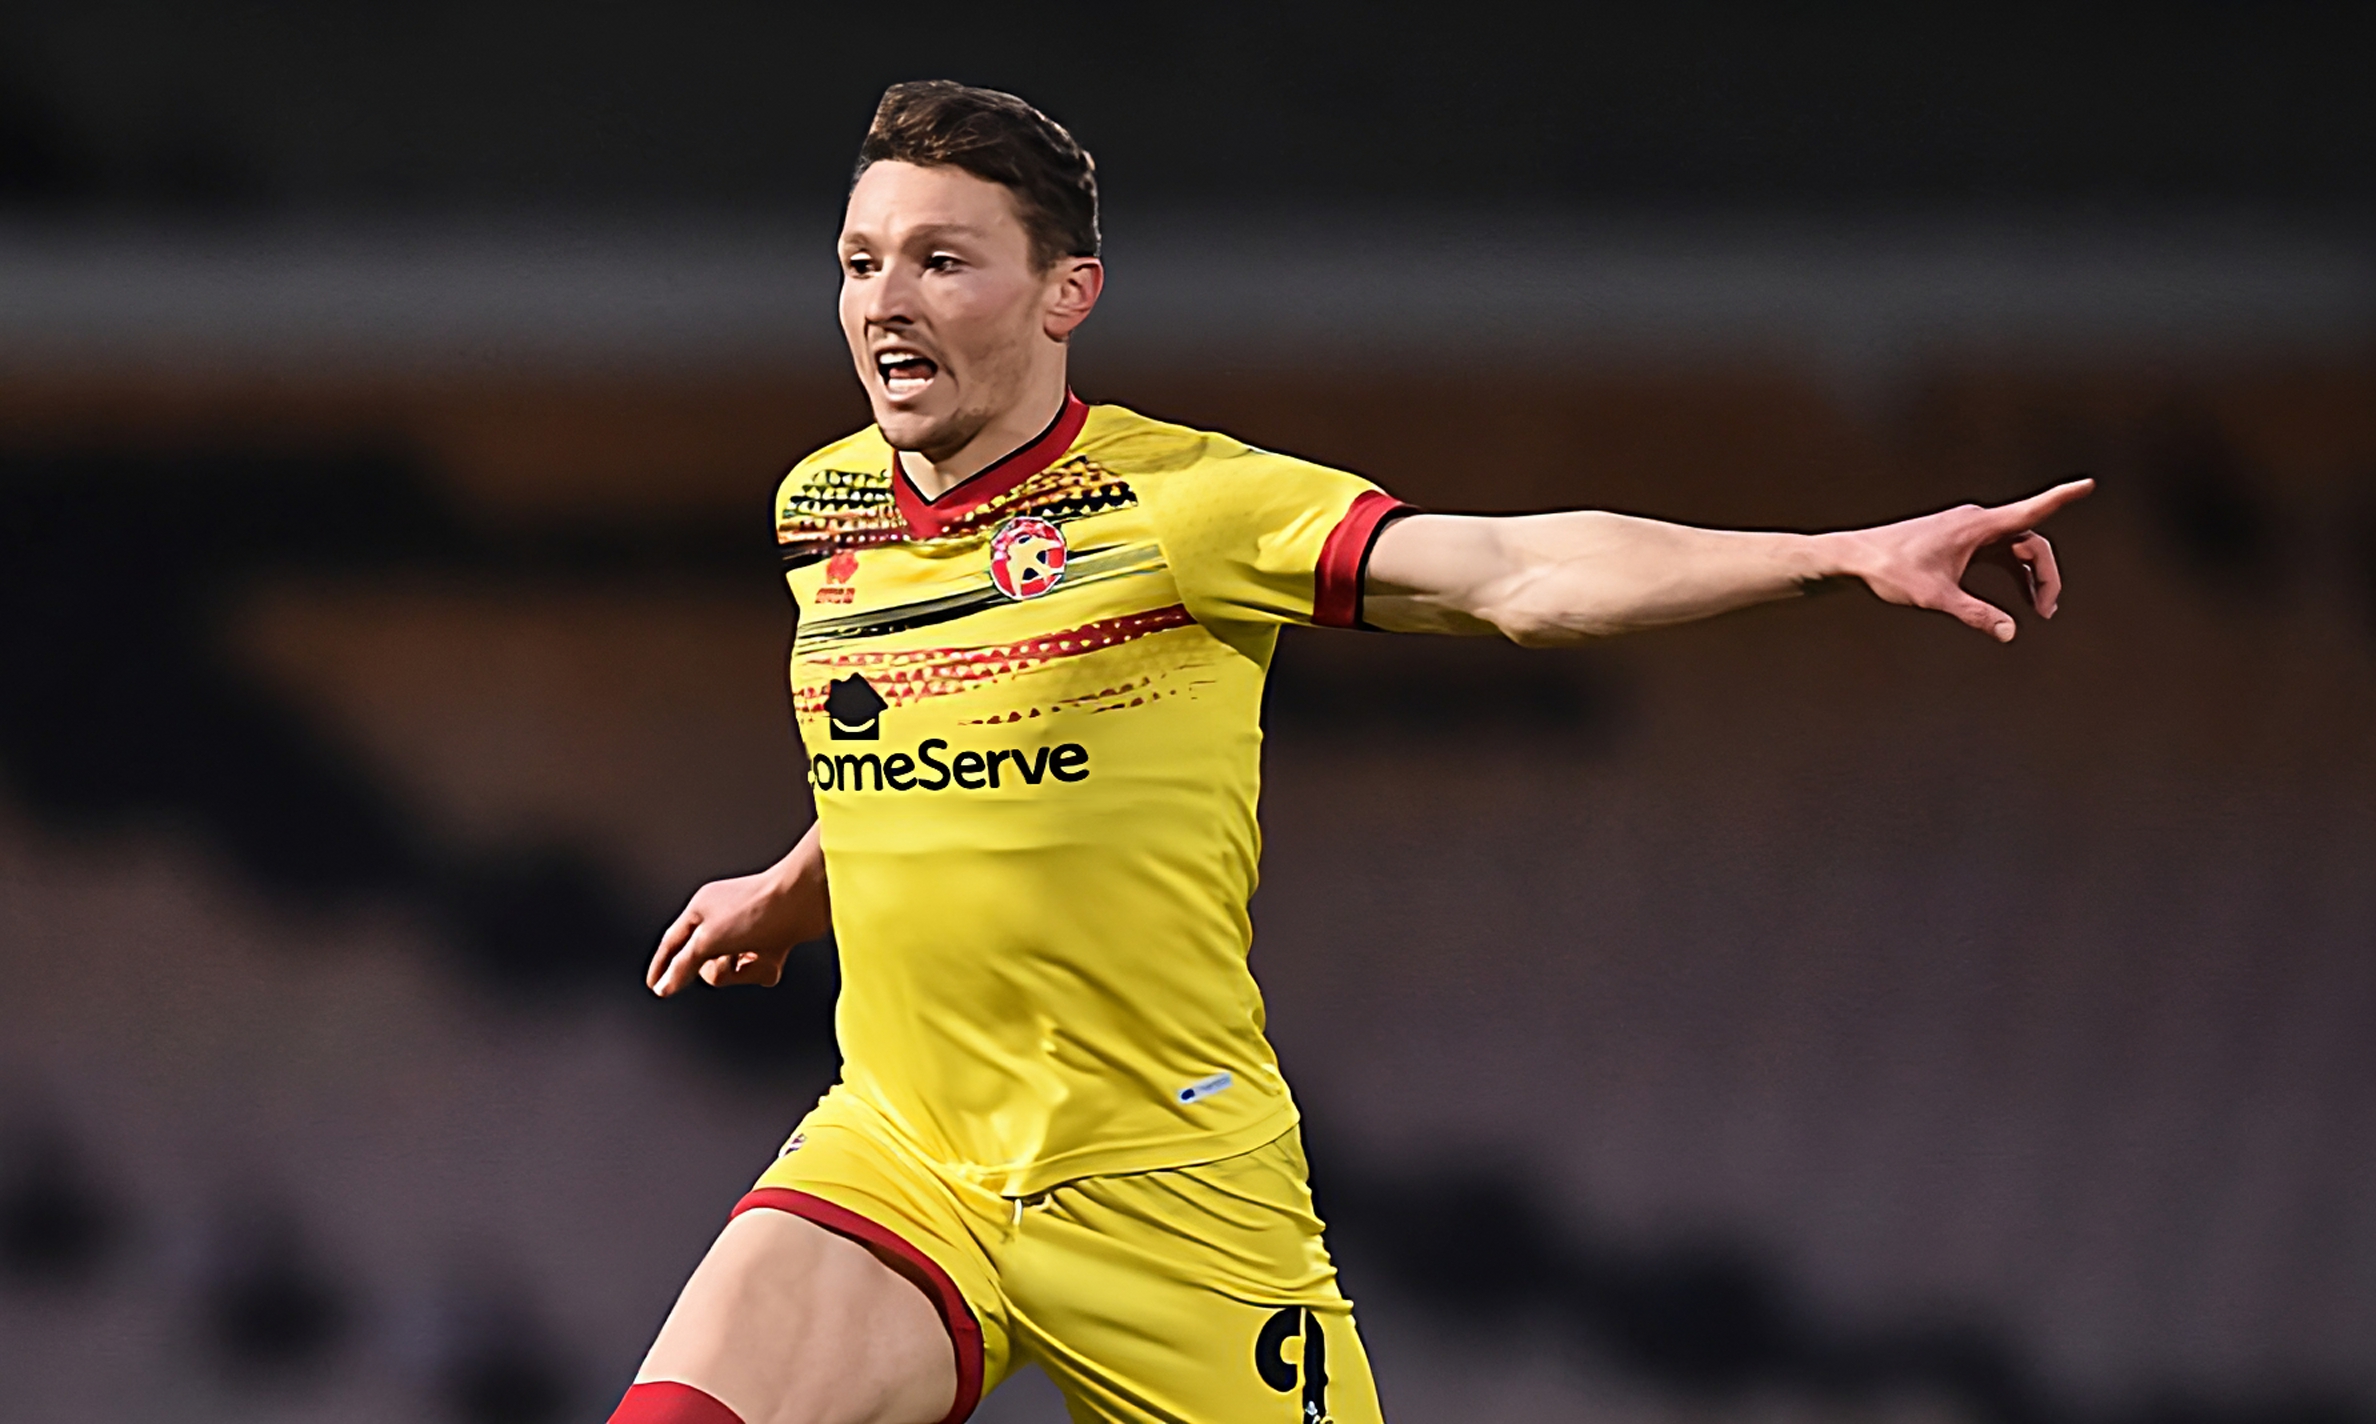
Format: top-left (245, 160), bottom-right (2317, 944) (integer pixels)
top-left (1993, 478), bottom-right (2094, 531)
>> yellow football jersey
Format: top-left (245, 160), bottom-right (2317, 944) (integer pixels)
top-left (777, 394), bottom-right (1409, 1197)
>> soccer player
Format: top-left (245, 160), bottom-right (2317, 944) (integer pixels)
top-left (621, 82), bottom-right (2089, 1424)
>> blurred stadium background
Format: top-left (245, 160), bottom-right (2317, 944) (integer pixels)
top-left (3, 4), bottom-right (2375, 1422)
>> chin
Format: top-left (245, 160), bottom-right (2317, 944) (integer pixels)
top-left (872, 398), bottom-right (981, 459)
top-left (869, 402), bottom-right (939, 451)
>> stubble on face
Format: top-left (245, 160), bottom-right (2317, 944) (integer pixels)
top-left (890, 334), bottom-right (1034, 465)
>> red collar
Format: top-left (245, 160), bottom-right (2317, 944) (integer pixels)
top-left (892, 392), bottom-right (1090, 540)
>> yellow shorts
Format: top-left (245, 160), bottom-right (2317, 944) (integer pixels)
top-left (739, 1088), bottom-right (1383, 1424)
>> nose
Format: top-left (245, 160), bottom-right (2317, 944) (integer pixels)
top-left (860, 257), bottom-right (922, 330)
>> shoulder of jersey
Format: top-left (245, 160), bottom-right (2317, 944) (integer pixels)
top-left (1076, 403), bottom-right (1257, 479)
top-left (779, 426), bottom-right (893, 497)
top-left (775, 427), bottom-right (901, 570)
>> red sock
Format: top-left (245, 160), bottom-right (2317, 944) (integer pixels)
top-left (609, 1380), bottom-right (745, 1424)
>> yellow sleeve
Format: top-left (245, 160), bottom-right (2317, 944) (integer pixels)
top-left (1142, 440), bottom-right (1413, 632)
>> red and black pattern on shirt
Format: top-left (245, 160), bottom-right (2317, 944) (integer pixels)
top-left (777, 468), bottom-right (903, 570)
top-left (778, 458), bottom-right (1137, 570)
top-left (793, 605), bottom-right (1197, 719)
top-left (911, 458), bottom-right (1137, 545)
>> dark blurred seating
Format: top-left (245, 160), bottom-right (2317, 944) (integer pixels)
top-left (1, 362), bottom-right (2371, 1422)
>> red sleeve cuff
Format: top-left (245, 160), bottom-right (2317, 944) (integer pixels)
top-left (1313, 490), bottom-right (1417, 629)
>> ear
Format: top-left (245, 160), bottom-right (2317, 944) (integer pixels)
top-left (1043, 258), bottom-right (1104, 341)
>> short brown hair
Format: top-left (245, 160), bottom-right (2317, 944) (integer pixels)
top-left (857, 81), bottom-right (1100, 270)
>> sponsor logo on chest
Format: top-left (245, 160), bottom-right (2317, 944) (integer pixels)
top-left (808, 738), bottom-right (1089, 793)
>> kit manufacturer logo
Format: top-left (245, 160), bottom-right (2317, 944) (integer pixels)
top-left (818, 548), bottom-right (860, 604)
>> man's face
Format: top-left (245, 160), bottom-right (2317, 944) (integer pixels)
top-left (838, 160), bottom-right (1071, 460)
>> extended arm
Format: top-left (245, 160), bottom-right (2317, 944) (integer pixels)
top-left (1363, 479), bottom-right (2092, 644)
top-left (647, 820), bottom-right (831, 996)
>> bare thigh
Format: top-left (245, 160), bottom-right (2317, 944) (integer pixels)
top-left (637, 1208), bottom-right (958, 1424)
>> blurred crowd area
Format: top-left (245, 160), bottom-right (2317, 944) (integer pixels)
top-left (3, 355), bottom-right (2373, 1424)
top-left (4, 4), bottom-right (2376, 1423)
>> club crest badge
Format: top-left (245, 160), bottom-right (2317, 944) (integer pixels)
top-left (989, 516), bottom-right (1067, 600)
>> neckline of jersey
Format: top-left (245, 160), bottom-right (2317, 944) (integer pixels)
top-left (891, 391), bottom-right (1090, 541)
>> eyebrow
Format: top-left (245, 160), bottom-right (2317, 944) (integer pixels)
top-left (841, 221), bottom-right (993, 245)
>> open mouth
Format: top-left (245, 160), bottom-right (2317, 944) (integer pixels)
top-left (874, 348), bottom-right (940, 399)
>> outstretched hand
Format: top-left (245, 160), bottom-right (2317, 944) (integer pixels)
top-left (1829, 478), bottom-right (2094, 642)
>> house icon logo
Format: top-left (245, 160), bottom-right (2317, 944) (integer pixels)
top-left (826, 674), bottom-right (886, 740)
